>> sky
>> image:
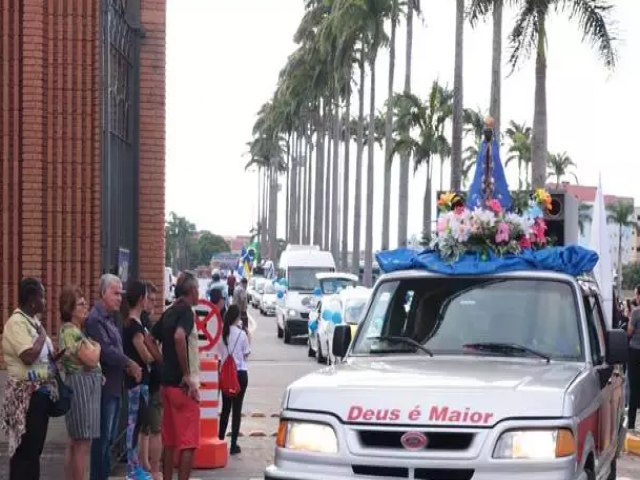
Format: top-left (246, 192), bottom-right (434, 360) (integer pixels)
top-left (166, 0), bottom-right (640, 250)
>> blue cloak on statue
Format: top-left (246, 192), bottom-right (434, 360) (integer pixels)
top-left (466, 136), bottom-right (511, 210)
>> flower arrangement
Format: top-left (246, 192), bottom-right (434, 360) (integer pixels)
top-left (432, 189), bottom-right (553, 262)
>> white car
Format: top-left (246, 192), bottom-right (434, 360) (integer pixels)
top-left (259, 282), bottom-right (278, 316)
top-left (251, 278), bottom-right (267, 308)
top-left (309, 286), bottom-right (371, 365)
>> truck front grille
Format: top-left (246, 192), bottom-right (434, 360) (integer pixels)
top-left (358, 430), bottom-right (474, 451)
top-left (351, 465), bottom-right (474, 479)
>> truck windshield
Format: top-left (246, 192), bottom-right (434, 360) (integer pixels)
top-left (352, 277), bottom-right (583, 361)
top-left (288, 267), bottom-right (332, 292)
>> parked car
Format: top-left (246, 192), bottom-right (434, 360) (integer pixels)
top-left (308, 286), bottom-right (371, 364)
top-left (259, 281), bottom-right (278, 316)
top-left (267, 268), bottom-right (628, 480)
top-left (247, 276), bottom-right (261, 306)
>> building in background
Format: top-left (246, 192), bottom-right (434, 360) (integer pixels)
top-left (554, 184), bottom-right (635, 268)
top-left (632, 207), bottom-right (640, 263)
top-left (0, 0), bottom-right (166, 349)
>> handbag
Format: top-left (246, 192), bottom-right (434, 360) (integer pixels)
top-left (48, 353), bottom-right (73, 417)
top-left (48, 366), bottom-right (73, 417)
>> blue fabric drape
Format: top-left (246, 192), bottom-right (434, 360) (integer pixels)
top-left (466, 137), bottom-right (511, 211)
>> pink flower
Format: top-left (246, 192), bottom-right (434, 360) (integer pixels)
top-left (487, 199), bottom-right (502, 214)
top-left (519, 236), bottom-right (532, 249)
top-left (495, 222), bottom-right (510, 243)
top-left (532, 218), bottom-right (547, 244)
top-left (437, 216), bottom-right (448, 234)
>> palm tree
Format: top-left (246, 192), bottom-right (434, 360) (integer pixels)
top-left (505, 120), bottom-right (532, 190)
top-left (546, 151), bottom-right (578, 188)
top-left (392, 82), bottom-right (452, 240)
top-left (450, 0), bottom-right (464, 191)
top-left (381, 0), bottom-right (400, 252)
top-left (469, 0), bottom-right (503, 136)
top-left (578, 203), bottom-right (592, 236)
top-left (507, 0), bottom-right (616, 188)
top-left (397, 0), bottom-right (420, 248)
top-left (607, 200), bottom-right (634, 297)
top-left (462, 107), bottom-right (485, 188)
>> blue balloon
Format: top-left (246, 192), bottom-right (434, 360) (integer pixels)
top-left (280, 278), bottom-right (289, 288)
top-left (277, 290), bottom-right (284, 299)
top-left (313, 287), bottom-right (322, 297)
top-left (322, 309), bottom-right (333, 321)
top-left (308, 320), bottom-right (318, 333)
top-left (332, 311), bottom-right (343, 325)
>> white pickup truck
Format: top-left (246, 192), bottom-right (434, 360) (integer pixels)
top-left (266, 269), bottom-right (627, 480)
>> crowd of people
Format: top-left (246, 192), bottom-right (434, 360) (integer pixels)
top-left (0, 270), bottom-right (252, 480)
top-left (621, 285), bottom-right (640, 432)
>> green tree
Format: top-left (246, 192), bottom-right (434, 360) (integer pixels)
top-left (546, 151), bottom-right (578, 188)
top-left (607, 200), bottom-right (634, 297)
top-left (462, 107), bottom-right (485, 188)
top-left (450, 0), bottom-right (465, 191)
top-left (165, 212), bottom-right (196, 272)
top-left (505, 120), bottom-right (532, 190)
top-left (197, 231), bottom-right (231, 267)
top-left (507, 0), bottom-right (616, 188)
top-left (622, 262), bottom-right (640, 291)
top-left (392, 82), bottom-right (452, 240)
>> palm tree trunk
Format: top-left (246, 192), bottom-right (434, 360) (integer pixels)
top-left (618, 224), bottom-right (623, 298)
top-left (301, 134), bottom-right (308, 244)
top-left (352, 50), bottom-right (365, 276)
top-left (331, 101), bottom-right (341, 262)
top-left (285, 136), bottom-right (291, 242)
top-left (261, 167), bottom-right (268, 259)
top-left (324, 105), bottom-right (332, 251)
top-left (290, 134), bottom-right (299, 243)
top-left (364, 57), bottom-right (376, 287)
top-left (531, 13), bottom-right (547, 189)
top-left (450, 0), bottom-right (464, 191)
top-left (398, 0), bottom-right (413, 248)
top-left (297, 135), bottom-right (303, 243)
top-left (313, 107), bottom-right (325, 247)
top-left (306, 134), bottom-right (313, 244)
top-left (341, 94), bottom-right (351, 271)
top-left (490, 0), bottom-right (502, 137)
top-left (439, 158), bottom-right (444, 192)
top-left (424, 163), bottom-right (433, 239)
top-left (517, 159), bottom-right (522, 191)
top-left (382, 3), bottom-right (397, 252)
top-left (268, 166), bottom-right (278, 260)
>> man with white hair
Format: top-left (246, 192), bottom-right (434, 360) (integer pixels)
top-left (86, 273), bottom-right (143, 480)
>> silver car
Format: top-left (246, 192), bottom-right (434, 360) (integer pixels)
top-left (266, 270), bottom-right (627, 480)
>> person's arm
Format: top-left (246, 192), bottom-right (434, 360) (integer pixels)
top-left (174, 308), bottom-right (198, 400)
top-left (7, 319), bottom-right (48, 366)
top-left (133, 330), bottom-right (154, 364)
top-left (85, 316), bottom-right (130, 369)
top-left (77, 340), bottom-right (101, 368)
top-left (629, 310), bottom-right (638, 337)
top-left (143, 330), bottom-right (163, 364)
top-left (242, 331), bottom-right (251, 359)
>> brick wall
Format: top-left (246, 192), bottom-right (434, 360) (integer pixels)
top-left (0, 0), bottom-right (167, 362)
top-left (0, 0), bottom-right (102, 349)
top-left (138, 0), bottom-right (167, 311)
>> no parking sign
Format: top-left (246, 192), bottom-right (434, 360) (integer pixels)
top-left (194, 299), bottom-right (223, 358)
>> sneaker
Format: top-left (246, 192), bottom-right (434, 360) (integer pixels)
top-left (134, 467), bottom-right (153, 480)
top-left (230, 444), bottom-right (242, 455)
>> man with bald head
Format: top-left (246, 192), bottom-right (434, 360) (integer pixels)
top-left (86, 274), bottom-right (142, 480)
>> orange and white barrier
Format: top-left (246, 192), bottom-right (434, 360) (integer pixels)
top-left (194, 358), bottom-right (227, 469)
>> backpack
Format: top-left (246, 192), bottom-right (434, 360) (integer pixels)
top-left (220, 334), bottom-right (241, 397)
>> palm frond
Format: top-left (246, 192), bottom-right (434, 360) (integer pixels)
top-left (565, 0), bottom-right (617, 69)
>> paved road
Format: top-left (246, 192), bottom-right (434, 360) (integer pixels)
top-left (1, 305), bottom-right (639, 478)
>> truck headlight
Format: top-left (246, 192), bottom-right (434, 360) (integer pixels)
top-left (288, 309), bottom-right (297, 318)
top-left (493, 429), bottom-right (576, 459)
top-left (276, 420), bottom-right (338, 454)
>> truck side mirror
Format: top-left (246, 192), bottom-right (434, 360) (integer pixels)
top-left (606, 329), bottom-right (628, 365)
top-left (332, 324), bottom-right (352, 359)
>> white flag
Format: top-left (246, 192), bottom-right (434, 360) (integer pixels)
top-left (589, 174), bottom-right (614, 328)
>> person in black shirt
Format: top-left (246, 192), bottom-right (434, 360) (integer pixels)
top-left (152, 272), bottom-right (200, 480)
top-left (122, 281), bottom-right (154, 480)
top-left (139, 282), bottom-right (162, 479)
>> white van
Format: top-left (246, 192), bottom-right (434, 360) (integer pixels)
top-left (275, 245), bottom-right (336, 344)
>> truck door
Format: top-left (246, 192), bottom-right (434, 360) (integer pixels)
top-left (583, 295), bottom-right (618, 467)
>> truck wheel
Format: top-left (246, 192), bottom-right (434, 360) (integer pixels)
top-left (284, 324), bottom-right (292, 344)
top-left (277, 322), bottom-right (283, 339)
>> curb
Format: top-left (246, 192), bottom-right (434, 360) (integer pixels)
top-left (624, 432), bottom-right (640, 456)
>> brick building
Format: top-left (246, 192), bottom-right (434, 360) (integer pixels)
top-left (0, 0), bottom-right (166, 349)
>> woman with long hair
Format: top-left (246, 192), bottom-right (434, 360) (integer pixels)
top-left (218, 304), bottom-right (250, 455)
top-left (122, 281), bottom-right (154, 480)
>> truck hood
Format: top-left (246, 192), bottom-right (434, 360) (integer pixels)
top-left (286, 357), bottom-right (584, 427)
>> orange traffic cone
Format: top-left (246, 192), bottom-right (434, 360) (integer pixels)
top-left (194, 358), bottom-right (227, 468)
